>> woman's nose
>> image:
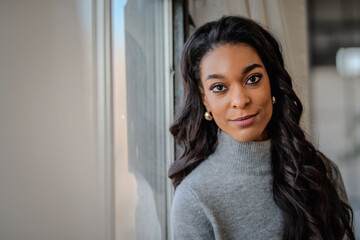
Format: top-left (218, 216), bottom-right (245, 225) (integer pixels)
top-left (231, 87), bottom-right (251, 109)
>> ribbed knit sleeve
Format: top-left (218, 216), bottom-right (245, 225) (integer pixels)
top-left (171, 185), bottom-right (214, 240)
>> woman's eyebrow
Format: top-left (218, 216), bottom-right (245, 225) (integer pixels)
top-left (242, 63), bottom-right (263, 75)
top-left (205, 63), bottom-right (263, 81)
top-left (205, 73), bottom-right (226, 81)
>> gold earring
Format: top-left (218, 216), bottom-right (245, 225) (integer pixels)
top-left (204, 111), bottom-right (213, 121)
top-left (272, 96), bottom-right (276, 104)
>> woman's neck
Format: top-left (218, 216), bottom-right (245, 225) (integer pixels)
top-left (209, 130), bottom-right (272, 174)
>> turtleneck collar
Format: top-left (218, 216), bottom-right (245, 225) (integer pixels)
top-left (209, 130), bottom-right (272, 174)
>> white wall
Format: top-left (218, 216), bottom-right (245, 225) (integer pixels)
top-left (0, 1), bottom-right (113, 239)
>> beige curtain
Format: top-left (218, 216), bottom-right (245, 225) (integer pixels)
top-left (188, 0), bottom-right (310, 130)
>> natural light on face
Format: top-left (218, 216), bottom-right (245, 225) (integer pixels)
top-left (200, 44), bottom-right (273, 142)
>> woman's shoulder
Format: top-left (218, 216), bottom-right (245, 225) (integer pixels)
top-left (171, 182), bottom-right (215, 239)
top-left (178, 157), bottom-right (217, 188)
top-left (317, 151), bottom-right (349, 203)
top-left (172, 158), bottom-right (224, 210)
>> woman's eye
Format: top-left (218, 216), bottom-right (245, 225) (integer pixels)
top-left (246, 74), bottom-right (262, 84)
top-left (210, 84), bottom-right (227, 93)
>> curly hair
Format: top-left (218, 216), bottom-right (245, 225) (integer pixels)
top-left (168, 16), bottom-right (355, 240)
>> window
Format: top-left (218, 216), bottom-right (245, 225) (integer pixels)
top-left (113, 0), bottom-right (173, 239)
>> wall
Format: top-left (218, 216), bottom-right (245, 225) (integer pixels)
top-left (0, 1), bottom-right (112, 239)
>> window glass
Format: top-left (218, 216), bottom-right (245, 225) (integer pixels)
top-left (113, 0), bottom-right (169, 239)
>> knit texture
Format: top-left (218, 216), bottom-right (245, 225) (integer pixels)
top-left (170, 130), bottom-right (348, 240)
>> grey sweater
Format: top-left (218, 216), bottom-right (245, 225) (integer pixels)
top-left (170, 130), bottom-right (348, 240)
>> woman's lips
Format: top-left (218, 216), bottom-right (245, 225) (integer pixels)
top-left (230, 113), bottom-right (258, 127)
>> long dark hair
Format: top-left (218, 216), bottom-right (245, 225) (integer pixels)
top-left (168, 16), bottom-right (355, 240)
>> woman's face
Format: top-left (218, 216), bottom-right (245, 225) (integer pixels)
top-left (200, 44), bottom-right (273, 142)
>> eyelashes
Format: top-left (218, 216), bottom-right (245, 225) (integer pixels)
top-left (209, 73), bottom-right (263, 93)
top-left (210, 84), bottom-right (227, 93)
top-left (246, 74), bottom-right (262, 84)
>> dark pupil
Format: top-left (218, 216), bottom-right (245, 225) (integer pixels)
top-left (216, 86), bottom-right (222, 90)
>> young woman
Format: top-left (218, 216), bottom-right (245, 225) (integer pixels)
top-left (168, 16), bottom-right (355, 240)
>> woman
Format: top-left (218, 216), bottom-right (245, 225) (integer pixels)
top-left (168, 16), bottom-right (355, 240)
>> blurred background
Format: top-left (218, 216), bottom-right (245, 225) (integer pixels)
top-left (0, 0), bottom-right (359, 239)
top-left (308, 0), bottom-right (360, 238)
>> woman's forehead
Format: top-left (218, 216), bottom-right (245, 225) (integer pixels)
top-left (199, 44), bottom-right (264, 78)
